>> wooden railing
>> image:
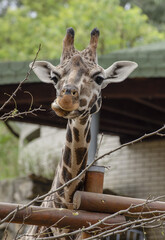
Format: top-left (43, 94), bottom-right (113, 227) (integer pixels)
top-left (1, 168), bottom-right (165, 238)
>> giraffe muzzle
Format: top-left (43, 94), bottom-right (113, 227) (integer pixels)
top-left (56, 85), bottom-right (79, 112)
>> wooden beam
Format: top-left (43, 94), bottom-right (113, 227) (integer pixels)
top-left (102, 99), bottom-right (165, 126)
top-left (100, 112), bottom-right (157, 132)
top-left (100, 123), bottom-right (141, 136)
top-left (133, 98), bottom-right (165, 113)
top-left (0, 202), bottom-right (125, 229)
top-left (102, 105), bottom-right (162, 126)
top-left (102, 77), bottom-right (165, 98)
top-left (0, 83), bottom-right (55, 106)
top-left (73, 191), bottom-right (165, 218)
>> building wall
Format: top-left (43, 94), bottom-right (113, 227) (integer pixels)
top-left (99, 134), bottom-right (165, 239)
top-left (18, 123), bottom-right (65, 178)
top-left (99, 135), bottom-right (165, 199)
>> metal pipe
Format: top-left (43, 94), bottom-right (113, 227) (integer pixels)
top-left (0, 202), bottom-right (125, 229)
top-left (87, 112), bottom-right (99, 165)
top-left (73, 191), bottom-right (165, 218)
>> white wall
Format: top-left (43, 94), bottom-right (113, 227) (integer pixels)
top-left (99, 135), bottom-right (165, 199)
top-left (99, 134), bottom-right (165, 240)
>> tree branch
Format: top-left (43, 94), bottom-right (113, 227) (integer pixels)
top-left (0, 44), bottom-right (41, 114)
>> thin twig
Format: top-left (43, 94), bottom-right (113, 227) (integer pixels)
top-left (95, 133), bottom-right (104, 159)
top-left (0, 105), bottom-right (45, 121)
top-left (157, 133), bottom-right (165, 137)
top-left (0, 44), bottom-right (41, 112)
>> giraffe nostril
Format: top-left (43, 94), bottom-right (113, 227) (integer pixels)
top-left (61, 89), bottom-right (66, 95)
top-left (61, 85), bottom-right (79, 97)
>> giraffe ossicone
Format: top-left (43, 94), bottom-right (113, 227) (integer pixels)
top-left (26, 28), bottom-right (138, 239)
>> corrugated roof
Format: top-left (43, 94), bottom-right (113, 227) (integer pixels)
top-left (0, 41), bottom-right (165, 85)
top-left (0, 59), bottom-right (59, 85)
top-left (99, 41), bottom-right (165, 78)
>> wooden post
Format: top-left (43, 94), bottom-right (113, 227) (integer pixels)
top-left (84, 165), bottom-right (105, 193)
top-left (81, 165), bottom-right (105, 238)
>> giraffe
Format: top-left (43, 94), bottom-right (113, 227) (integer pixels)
top-left (24, 28), bottom-right (137, 239)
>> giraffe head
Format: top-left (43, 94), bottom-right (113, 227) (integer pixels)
top-left (30, 28), bottom-right (137, 119)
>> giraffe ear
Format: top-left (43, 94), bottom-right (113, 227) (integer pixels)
top-left (101, 61), bottom-right (138, 89)
top-left (29, 61), bottom-right (55, 83)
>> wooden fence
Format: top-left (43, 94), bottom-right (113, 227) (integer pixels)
top-left (1, 169), bottom-right (165, 239)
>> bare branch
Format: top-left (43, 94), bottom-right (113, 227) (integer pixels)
top-left (0, 105), bottom-right (45, 121)
top-left (0, 44), bottom-right (41, 113)
top-left (157, 133), bottom-right (165, 137)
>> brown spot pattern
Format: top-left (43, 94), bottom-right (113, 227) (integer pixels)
top-left (77, 157), bottom-right (88, 176)
top-left (62, 166), bottom-right (72, 183)
top-left (63, 145), bottom-right (71, 168)
top-left (80, 85), bottom-right (90, 97)
top-left (88, 94), bottom-right (97, 108)
top-left (90, 104), bottom-right (97, 114)
top-left (75, 147), bottom-right (87, 165)
top-left (66, 125), bottom-right (72, 143)
top-left (86, 128), bottom-right (91, 143)
top-left (73, 127), bottom-right (79, 142)
top-left (69, 180), bottom-right (85, 202)
top-left (80, 115), bottom-right (89, 125)
top-left (80, 98), bottom-right (87, 107)
top-left (56, 179), bottom-right (65, 198)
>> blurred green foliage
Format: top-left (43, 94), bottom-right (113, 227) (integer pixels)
top-left (0, 0), bottom-right (164, 61)
top-left (120, 0), bottom-right (165, 31)
top-left (0, 122), bottom-right (19, 179)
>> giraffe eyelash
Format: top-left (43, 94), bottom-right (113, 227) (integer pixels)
top-left (51, 71), bottom-right (61, 84)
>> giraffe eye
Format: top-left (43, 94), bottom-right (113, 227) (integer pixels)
top-left (94, 76), bottom-right (104, 85)
top-left (51, 74), bottom-right (60, 84)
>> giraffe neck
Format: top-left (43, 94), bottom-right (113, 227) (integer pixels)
top-left (47, 116), bottom-right (91, 209)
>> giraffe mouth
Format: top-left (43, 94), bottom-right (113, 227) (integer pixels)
top-left (51, 100), bottom-right (80, 119)
top-left (57, 95), bottom-right (79, 112)
top-left (51, 100), bottom-right (71, 117)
